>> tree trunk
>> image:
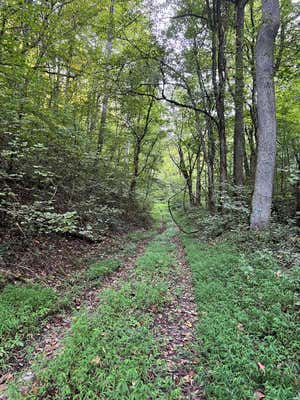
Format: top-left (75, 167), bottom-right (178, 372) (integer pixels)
top-left (178, 144), bottom-right (195, 207)
top-left (209, 0), bottom-right (228, 202)
top-left (295, 154), bottom-right (300, 227)
top-left (250, 0), bottom-right (280, 229)
top-left (97, 0), bottom-right (114, 154)
top-left (129, 139), bottom-right (140, 199)
top-left (233, 0), bottom-right (247, 187)
top-left (216, 0), bottom-right (228, 196)
top-left (187, 177), bottom-right (194, 207)
top-left (206, 116), bottom-right (216, 213)
top-left (195, 154), bottom-right (202, 206)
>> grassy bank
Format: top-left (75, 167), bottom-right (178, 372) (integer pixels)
top-left (181, 235), bottom-right (299, 400)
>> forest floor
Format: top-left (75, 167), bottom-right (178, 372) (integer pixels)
top-left (0, 213), bottom-right (299, 400)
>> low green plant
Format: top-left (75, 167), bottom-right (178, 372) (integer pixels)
top-left (126, 229), bottom-right (156, 242)
top-left (136, 236), bottom-right (176, 279)
top-left (0, 284), bottom-right (61, 371)
top-left (86, 259), bottom-right (121, 280)
top-left (121, 241), bottom-right (137, 256)
top-left (182, 235), bottom-right (299, 400)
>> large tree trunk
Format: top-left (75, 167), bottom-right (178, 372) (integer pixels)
top-left (250, 0), bottom-right (280, 229)
top-left (233, 0), bottom-right (247, 187)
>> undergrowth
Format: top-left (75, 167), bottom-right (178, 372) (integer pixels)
top-left (182, 235), bottom-right (300, 400)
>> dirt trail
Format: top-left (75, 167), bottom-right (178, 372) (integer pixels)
top-left (1, 229), bottom-right (204, 400)
top-left (152, 235), bottom-right (203, 399)
top-left (0, 238), bottom-right (150, 400)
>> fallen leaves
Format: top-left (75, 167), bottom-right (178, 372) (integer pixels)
top-left (0, 374), bottom-right (13, 385)
top-left (237, 323), bottom-right (244, 331)
top-left (257, 362), bottom-right (266, 372)
top-left (0, 374), bottom-right (13, 394)
top-left (254, 389), bottom-right (265, 399)
top-left (90, 356), bottom-right (101, 365)
top-left (0, 384), bottom-right (8, 394)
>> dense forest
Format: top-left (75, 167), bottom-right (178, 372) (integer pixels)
top-left (0, 0), bottom-right (299, 399)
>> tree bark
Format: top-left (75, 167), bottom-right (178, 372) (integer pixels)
top-left (192, 35), bottom-right (216, 212)
top-left (295, 154), bottom-right (300, 227)
top-left (233, 0), bottom-right (247, 187)
top-left (129, 139), bottom-right (140, 198)
top-left (178, 144), bottom-right (195, 207)
top-left (216, 0), bottom-right (228, 196)
top-left (207, 0), bottom-right (228, 202)
top-left (250, 0), bottom-right (280, 229)
top-left (206, 116), bottom-right (216, 213)
top-left (195, 154), bottom-right (202, 206)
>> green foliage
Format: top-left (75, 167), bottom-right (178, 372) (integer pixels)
top-left (18, 206), bottom-right (78, 235)
top-left (0, 0), bottom-right (163, 243)
top-left (0, 284), bottom-right (61, 371)
top-left (182, 235), bottom-right (300, 400)
top-left (86, 259), bottom-right (121, 280)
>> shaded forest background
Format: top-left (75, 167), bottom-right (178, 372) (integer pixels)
top-left (0, 0), bottom-right (299, 260)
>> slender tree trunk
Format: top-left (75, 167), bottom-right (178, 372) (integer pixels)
top-left (129, 139), bottom-right (140, 199)
top-left (195, 155), bottom-right (201, 206)
top-left (209, 0), bottom-right (228, 202)
top-left (97, 0), bottom-right (114, 154)
top-left (233, 0), bottom-right (247, 187)
top-left (295, 154), bottom-right (300, 227)
top-left (192, 35), bottom-right (215, 212)
top-left (195, 154), bottom-right (202, 206)
top-left (250, 0), bottom-right (280, 229)
top-left (178, 144), bottom-right (195, 207)
top-left (216, 0), bottom-right (228, 195)
top-left (187, 177), bottom-right (194, 207)
top-left (206, 116), bottom-right (216, 213)
top-left (249, 0), bottom-right (258, 176)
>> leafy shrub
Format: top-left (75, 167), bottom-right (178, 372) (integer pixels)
top-left (0, 136), bottom-right (151, 242)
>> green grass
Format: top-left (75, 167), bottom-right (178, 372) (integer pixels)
top-left (0, 284), bottom-right (62, 371)
top-left (13, 229), bottom-right (181, 400)
top-left (181, 235), bottom-right (300, 400)
top-left (86, 259), bottom-right (121, 280)
top-left (126, 229), bottom-right (156, 243)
